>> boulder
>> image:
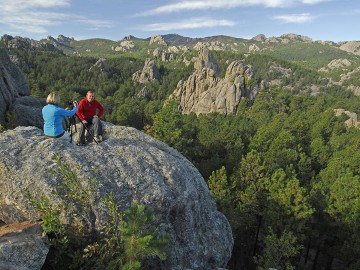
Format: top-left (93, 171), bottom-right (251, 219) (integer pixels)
top-left (0, 125), bottom-right (233, 270)
top-left (0, 221), bottom-right (48, 270)
top-left (0, 45), bottom-right (43, 129)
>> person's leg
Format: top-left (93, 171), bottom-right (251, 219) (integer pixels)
top-left (91, 117), bottom-right (101, 136)
top-left (78, 123), bottom-right (86, 144)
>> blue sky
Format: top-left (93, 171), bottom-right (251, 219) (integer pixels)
top-left (0, 0), bottom-right (358, 42)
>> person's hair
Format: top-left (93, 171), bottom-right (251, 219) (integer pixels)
top-left (46, 92), bottom-right (60, 105)
top-left (86, 90), bottom-right (94, 96)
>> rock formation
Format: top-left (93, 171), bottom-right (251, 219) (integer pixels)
top-left (334, 109), bottom-right (360, 128)
top-left (171, 47), bottom-right (259, 115)
top-left (0, 125), bottom-right (233, 269)
top-left (132, 58), bottom-right (160, 84)
top-left (149, 35), bottom-right (167, 46)
top-left (194, 46), bottom-right (219, 76)
top-left (0, 221), bottom-right (49, 270)
top-left (319, 58), bottom-right (352, 72)
top-left (152, 48), bottom-right (176, 62)
top-left (112, 40), bottom-right (136, 52)
top-left (90, 58), bottom-right (109, 72)
top-left (0, 45), bottom-right (44, 128)
top-left (193, 41), bottom-right (226, 51)
top-left (339, 41), bottom-right (360, 55)
top-left (251, 34), bottom-right (266, 42)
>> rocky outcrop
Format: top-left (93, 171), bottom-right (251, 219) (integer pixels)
top-left (172, 56), bottom-right (259, 115)
top-left (90, 58), bottom-right (109, 72)
top-left (319, 58), bottom-right (352, 72)
top-left (112, 40), bottom-right (136, 52)
top-left (249, 44), bottom-right (260, 52)
top-left (57, 35), bottom-right (74, 43)
top-left (0, 221), bottom-right (48, 270)
top-left (0, 45), bottom-right (43, 128)
top-left (264, 34), bottom-right (312, 44)
top-left (339, 41), bottom-right (360, 55)
top-left (152, 48), bottom-right (176, 62)
top-left (132, 58), bottom-right (160, 84)
top-left (193, 41), bottom-right (226, 51)
top-left (0, 125), bottom-right (233, 270)
top-left (334, 109), bottom-right (360, 128)
top-left (194, 46), bottom-right (219, 75)
top-left (251, 34), bottom-right (266, 42)
top-left (150, 35), bottom-right (167, 46)
top-left (1, 35), bottom-right (59, 51)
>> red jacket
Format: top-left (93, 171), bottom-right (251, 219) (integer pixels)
top-left (76, 98), bottom-right (104, 121)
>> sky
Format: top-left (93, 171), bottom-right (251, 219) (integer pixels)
top-left (0, 0), bottom-right (359, 42)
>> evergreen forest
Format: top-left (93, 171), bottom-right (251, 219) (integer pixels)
top-left (3, 39), bottom-right (360, 270)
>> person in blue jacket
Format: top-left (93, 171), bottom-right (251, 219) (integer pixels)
top-left (42, 92), bottom-right (78, 139)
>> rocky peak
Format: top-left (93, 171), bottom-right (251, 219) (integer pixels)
top-left (194, 46), bottom-right (219, 76)
top-left (280, 33), bottom-right (313, 42)
top-left (123, 35), bottom-right (135, 40)
top-left (0, 125), bottom-right (233, 269)
top-left (171, 59), bottom-right (259, 115)
top-left (251, 34), bottom-right (266, 42)
top-left (132, 58), bottom-right (160, 84)
top-left (57, 34), bottom-right (74, 43)
top-left (149, 35), bottom-right (167, 46)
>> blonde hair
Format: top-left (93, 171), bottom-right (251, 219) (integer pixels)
top-left (46, 92), bottom-right (60, 105)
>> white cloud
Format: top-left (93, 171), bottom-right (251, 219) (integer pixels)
top-left (138, 0), bottom-right (329, 16)
top-left (302, 0), bottom-right (330, 4)
top-left (75, 18), bottom-right (113, 29)
top-left (0, 0), bottom-right (70, 12)
top-left (0, 0), bottom-right (112, 34)
top-left (273, 13), bottom-right (315, 23)
top-left (143, 17), bottom-right (236, 31)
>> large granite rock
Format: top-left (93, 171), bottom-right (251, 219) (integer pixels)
top-left (132, 58), bottom-right (160, 84)
top-left (172, 59), bottom-right (259, 115)
top-left (0, 222), bottom-right (48, 270)
top-left (0, 125), bottom-right (233, 269)
top-left (0, 45), bottom-right (43, 128)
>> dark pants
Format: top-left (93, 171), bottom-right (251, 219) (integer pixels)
top-left (79, 117), bottom-right (102, 143)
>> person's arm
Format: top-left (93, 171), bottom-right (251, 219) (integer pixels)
top-left (96, 101), bottom-right (104, 118)
top-left (76, 100), bottom-right (86, 121)
top-left (59, 106), bottom-right (78, 116)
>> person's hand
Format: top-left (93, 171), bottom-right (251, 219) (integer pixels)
top-left (73, 101), bottom-right (78, 107)
top-left (94, 115), bottom-right (99, 118)
top-left (82, 120), bottom-right (87, 124)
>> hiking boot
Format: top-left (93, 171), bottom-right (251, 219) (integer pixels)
top-left (76, 142), bottom-right (86, 146)
top-left (94, 135), bottom-right (102, 142)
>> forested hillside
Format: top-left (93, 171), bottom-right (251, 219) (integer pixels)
top-left (1, 33), bottom-right (360, 270)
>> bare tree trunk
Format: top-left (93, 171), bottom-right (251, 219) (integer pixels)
top-left (312, 247), bottom-right (320, 270)
top-left (305, 240), bottom-right (311, 264)
top-left (253, 215), bottom-right (262, 256)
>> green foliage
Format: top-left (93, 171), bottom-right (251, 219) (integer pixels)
top-left (255, 229), bottom-right (302, 270)
top-left (84, 194), bottom-right (168, 270)
top-left (5, 111), bottom-right (18, 129)
top-left (28, 154), bottom-right (168, 269)
top-left (0, 123), bottom-right (6, 133)
top-left (208, 166), bottom-right (232, 210)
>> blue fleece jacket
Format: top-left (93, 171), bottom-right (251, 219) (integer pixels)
top-left (42, 104), bottom-right (77, 137)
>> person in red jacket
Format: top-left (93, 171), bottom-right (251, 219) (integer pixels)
top-left (76, 90), bottom-right (104, 145)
